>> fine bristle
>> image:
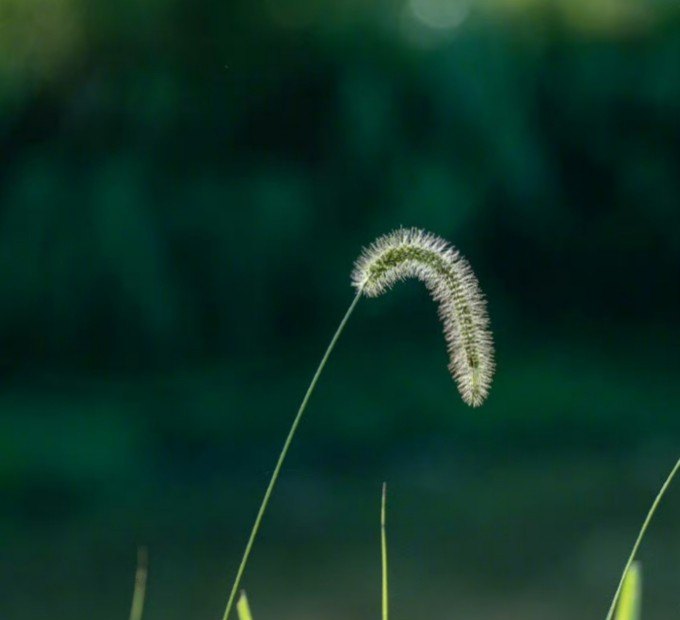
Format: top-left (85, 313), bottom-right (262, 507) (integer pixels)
top-left (352, 228), bottom-right (495, 407)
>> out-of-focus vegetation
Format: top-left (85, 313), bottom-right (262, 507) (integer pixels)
top-left (0, 1), bottom-right (679, 619)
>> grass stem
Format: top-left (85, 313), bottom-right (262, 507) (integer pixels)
top-left (221, 290), bottom-right (363, 620)
top-left (605, 458), bottom-right (680, 620)
top-left (381, 482), bottom-right (388, 620)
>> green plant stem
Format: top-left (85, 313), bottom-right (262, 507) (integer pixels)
top-left (129, 547), bottom-right (148, 620)
top-left (605, 457), bottom-right (680, 620)
top-left (381, 482), bottom-right (388, 620)
top-left (222, 290), bottom-right (363, 620)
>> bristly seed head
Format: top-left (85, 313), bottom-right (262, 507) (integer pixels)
top-left (352, 228), bottom-right (495, 407)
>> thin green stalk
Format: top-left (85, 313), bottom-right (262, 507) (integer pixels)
top-left (222, 290), bottom-right (363, 620)
top-left (128, 547), bottom-right (148, 620)
top-left (381, 482), bottom-right (388, 620)
top-left (605, 458), bottom-right (680, 620)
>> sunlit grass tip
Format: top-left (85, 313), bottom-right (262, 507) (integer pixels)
top-left (614, 562), bottom-right (641, 620)
top-left (128, 546), bottom-right (148, 620)
top-left (237, 591), bottom-right (254, 620)
top-left (352, 227), bottom-right (494, 406)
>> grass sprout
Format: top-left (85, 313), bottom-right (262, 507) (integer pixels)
top-left (614, 562), bottom-right (641, 620)
top-left (128, 547), bottom-right (148, 620)
top-left (237, 591), bottom-right (254, 620)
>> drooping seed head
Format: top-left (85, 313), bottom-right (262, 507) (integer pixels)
top-left (352, 228), bottom-right (495, 407)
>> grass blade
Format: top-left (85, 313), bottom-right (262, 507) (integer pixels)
top-left (614, 562), bottom-right (642, 620)
top-left (128, 547), bottom-right (148, 620)
top-left (605, 458), bottom-right (680, 620)
top-left (237, 591), bottom-right (254, 620)
top-left (381, 482), bottom-right (388, 620)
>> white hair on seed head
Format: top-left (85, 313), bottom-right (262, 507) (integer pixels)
top-left (352, 228), bottom-right (495, 407)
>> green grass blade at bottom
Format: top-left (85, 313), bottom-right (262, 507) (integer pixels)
top-left (237, 592), bottom-right (254, 620)
top-left (381, 483), bottom-right (388, 620)
top-left (614, 562), bottom-right (641, 620)
top-left (128, 547), bottom-right (148, 620)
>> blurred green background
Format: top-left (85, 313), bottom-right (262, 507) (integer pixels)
top-left (1, 0), bottom-right (679, 618)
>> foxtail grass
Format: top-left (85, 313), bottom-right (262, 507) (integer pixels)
top-left (352, 228), bottom-right (494, 406)
top-left (217, 224), bottom-right (676, 620)
top-left (221, 229), bottom-right (494, 619)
